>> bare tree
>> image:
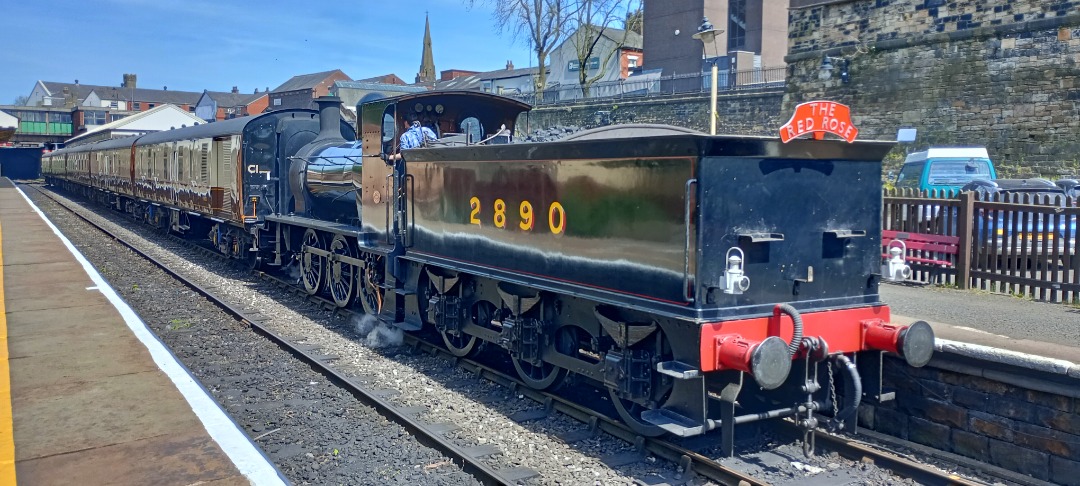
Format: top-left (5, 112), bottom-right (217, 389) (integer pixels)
top-left (12, 95), bottom-right (29, 106)
top-left (467, 0), bottom-right (582, 99)
top-left (569, 0), bottom-right (641, 98)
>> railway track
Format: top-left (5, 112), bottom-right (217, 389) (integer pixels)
top-left (28, 183), bottom-right (988, 486)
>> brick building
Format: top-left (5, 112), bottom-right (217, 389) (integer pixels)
top-left (195, 88), bottom-right (269, 122)
top-left (268, 70), bottom-right (352, 111)
top-left (643, 0), bottom-right (789, 76)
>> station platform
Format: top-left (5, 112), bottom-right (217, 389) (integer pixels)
top-left (0, 179), bottom-right (285, 485)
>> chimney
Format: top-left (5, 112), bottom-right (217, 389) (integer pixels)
top-left (312, 96), bottom-right (344, 143)
top-left (123, 73), bottom-right (137, 89)
top-left (254, 88), bottom-right (259, 94)
top-left (231, 86), bottom-right (238, 93)
top-left (506, 60), bottom-right (514, 70)
top-left (163, 86), bottom-right (168, 91)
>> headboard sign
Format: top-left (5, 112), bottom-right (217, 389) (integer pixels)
top-left (779, 101), bottom-right (858, 143)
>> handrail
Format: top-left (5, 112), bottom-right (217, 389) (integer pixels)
top-left (683, 178), bottom-right (698, 303)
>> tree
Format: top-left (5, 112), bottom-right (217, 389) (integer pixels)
top-left (569, 0), bottom-right (641, 97)
top-left (12, 95), bottom-right (28, 106)
top-left (624, 5), bottom-right (642, 35)
top-left (467, 0), bottom-right (581, 99)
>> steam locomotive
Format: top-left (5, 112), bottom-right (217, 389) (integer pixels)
top-left (41, 91), bottom-right (934, 455)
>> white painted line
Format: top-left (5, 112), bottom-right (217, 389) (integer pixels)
top-left (15, 187), bottom-right (287, 486)
top-left (85, 286), bottom-right (99, 291)
top-left (936, 338), bottom-right (1079, 377)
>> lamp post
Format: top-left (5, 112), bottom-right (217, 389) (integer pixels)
top-left (693, 17), bottom-right (723, 135)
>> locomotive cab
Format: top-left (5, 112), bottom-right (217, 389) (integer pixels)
top-left (361, 91), bottom-right (529, 157)
top-left (358, 91), bottom-right (531, 237)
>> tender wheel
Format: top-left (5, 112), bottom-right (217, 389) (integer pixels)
top-left (513, 357), bottom-right (566, 390)
top-left (300, 229), bottom-right (324, 295)
top-left (609, 389), bottom-right (667, 437)
top-left (358, 258), bottom-right (384, 315)
top-left (439, 299), bottom-right (490, 358)
top-left (513, 325), bottom-right (583, 390)
top-left (606, 329), bottom-right (674, 437)
top-left (328, 235), bottom-right (355, 308)
top-left (230, 232), bottom-right (245, 259)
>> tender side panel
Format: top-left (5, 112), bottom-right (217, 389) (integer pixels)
top-left (406, 145), bottom-right (696, 303)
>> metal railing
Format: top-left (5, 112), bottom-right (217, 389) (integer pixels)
top-left (506, 66), bottom-right (786, 106)
top-left (883, 188), bottom-right (1079, 303)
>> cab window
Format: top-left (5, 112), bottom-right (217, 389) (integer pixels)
top-left (381, 109), bottom-right (396, 154)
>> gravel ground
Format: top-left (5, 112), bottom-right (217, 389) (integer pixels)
top-left (26, 183), bottom-right (984, 486)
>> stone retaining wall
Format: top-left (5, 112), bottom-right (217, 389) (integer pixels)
top-left (524, 89), bottom-right (785, 137)
top-left (786, 0), bottom-right (1080, 178)
top-left (864, 356), bottom-right (1080, 484)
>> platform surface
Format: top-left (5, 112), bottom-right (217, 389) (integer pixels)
top-left (0, 178), bottom-right (282, 485)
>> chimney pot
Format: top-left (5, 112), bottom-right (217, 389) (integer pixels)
top-left (506, 60), bottom-right (514, 70)
top-left (232, 86), bottom-right (239, 93)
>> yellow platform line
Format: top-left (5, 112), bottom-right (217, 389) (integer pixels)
top-left (0, 219), bottom-right (16, 484)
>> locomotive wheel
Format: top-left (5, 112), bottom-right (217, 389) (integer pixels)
top-left (301, 229), bottom-right (324, 295)
top-left (358, 259), bottom-right (384, 315)
top-left (328, 235), bottom-right (355, 308)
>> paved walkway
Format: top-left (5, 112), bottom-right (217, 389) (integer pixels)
top-left (0, 178), bottom-right (285, 485)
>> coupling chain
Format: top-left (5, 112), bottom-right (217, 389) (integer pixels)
top-left (829, 359), bottom-right (838, 418)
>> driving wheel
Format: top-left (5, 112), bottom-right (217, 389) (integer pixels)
top-left (300, 229), bottom-right (324, 295)
top-left (328, 235), bottom-right (355, 307)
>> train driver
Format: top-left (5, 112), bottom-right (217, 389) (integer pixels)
top-left (390, 114), bottom-right (437, 161)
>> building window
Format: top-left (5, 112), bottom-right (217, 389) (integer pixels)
top-left (273, 98), bottom-right (282, 106)
top-left (133, 102), bottom-right (141, 110)
top-left (569, 60), bottom-right (580, 71)
top-left (148, 103), bottom-right (156, 109)
top-left (188, 106), bottom-right (195, 112)
top-left (84, 111), bottom-right (106, 125)
top-left (109, 101), bottom-right (118, 109)
top-left (728, 0), bottom-right (747, 51)
top-left (109, 114), bottom-right (127, 122)
top-left (627, 56), bottom-right (639, 68)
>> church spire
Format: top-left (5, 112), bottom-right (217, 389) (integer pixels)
top-left (416, 13), bottom-right (436, 85)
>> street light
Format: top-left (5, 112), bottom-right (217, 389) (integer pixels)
top-left (820, 54), bottom-right (850, 84)
top-left (693, 17), bottom-right (723, 135)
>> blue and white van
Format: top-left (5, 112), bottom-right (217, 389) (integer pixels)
top-left (894, 147), bottom-right (997, 196)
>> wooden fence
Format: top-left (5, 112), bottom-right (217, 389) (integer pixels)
top-left (882, 188), bottom-right (1080, 303)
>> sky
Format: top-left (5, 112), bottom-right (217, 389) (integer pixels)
top-left (0, 0), bottom-right (538, 103)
